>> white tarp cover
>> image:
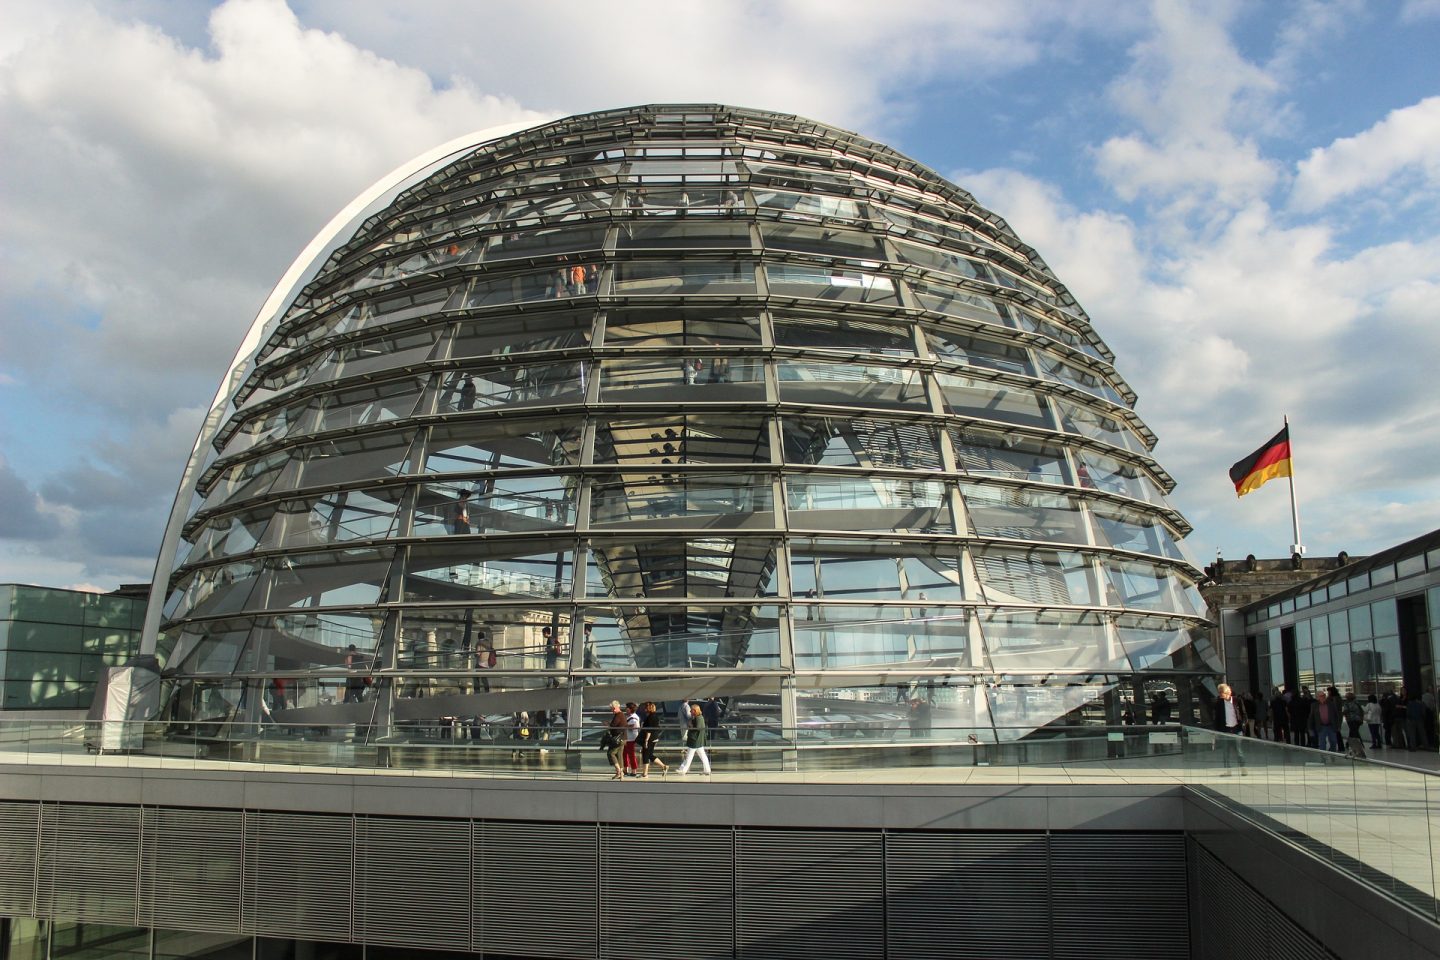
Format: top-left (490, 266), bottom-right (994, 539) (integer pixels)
top-left (93, 663), bottom-right (161, 751)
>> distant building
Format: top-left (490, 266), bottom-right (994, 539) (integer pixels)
top-left (1220, 529), bottom-right (1440, 697)
top-left (0, 583), bottom-right (145, 711)
top-left (1199, 552), bottom-right (1360, 692)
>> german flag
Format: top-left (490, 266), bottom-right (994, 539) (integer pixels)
top-left (1229, 425), bottom-right (1292, 497)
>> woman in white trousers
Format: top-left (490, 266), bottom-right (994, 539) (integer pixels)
top-left (678, 702), bottom-right (711, 775)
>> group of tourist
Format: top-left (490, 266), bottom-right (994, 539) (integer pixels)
top-left (602, 700), bottom-right (712, 779)
top-left (1225, 684), bottom-right (1440, 753)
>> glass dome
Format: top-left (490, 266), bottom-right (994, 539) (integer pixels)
top-left (145, 105), bottom-right (1218, 747)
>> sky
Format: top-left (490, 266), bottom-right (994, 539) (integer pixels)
top-left (1, 0), bottom-right (1438, 592)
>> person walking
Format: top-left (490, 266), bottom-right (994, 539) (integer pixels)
top-left (677, 702), bottom-right (711, 776)
top-left (623, 702), bottom-right (642, 776)
top-left (639, 701), bottom-right (668, 779)
top-left (604, 701), bottom-right (627, 780)
top-left (1308, 690), bottom-right (1341, 752)
top-left (1363, 694), bottom-right (1384, 750)
top-left (1213, 683), bottom-right (1246, 773)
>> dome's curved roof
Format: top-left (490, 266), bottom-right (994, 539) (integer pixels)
top-left (145, 104), bottom-right (1217, 742)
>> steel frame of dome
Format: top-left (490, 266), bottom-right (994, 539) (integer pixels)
top-left (143, 104), bottom-right (1219, 746)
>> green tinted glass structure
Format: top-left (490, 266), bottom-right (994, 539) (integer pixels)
top-left (146, 105), bottom-right (1218, 741)
top-left (0, 584), bottom-right (144, 710)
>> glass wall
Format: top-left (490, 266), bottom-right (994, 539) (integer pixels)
top-left (0, 585), bottom-right (143, 710)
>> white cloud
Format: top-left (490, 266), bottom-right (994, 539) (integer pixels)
top-left (291, 0), bottom-right (1104, 138)
top-left (1290, 96), bottom-right (1440, 211)
top-left (1400, 0), bottom-right (1440, 22)
top-left (1094, 0), bottom-right (1282, 209)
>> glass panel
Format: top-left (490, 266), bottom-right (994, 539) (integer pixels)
top-left (1075, 448), bottom-right (1168, 504)
top-left (46, 921), bottom-right (150, 960)
top-left (256, 937), bottom-right (362, 960)
top-left (589, 473), bottom-right (776, 528)
top-left (893, 240), bottom-right (993, 282)
top-left (1371, 599), bottom-right (1398, 637)
top-left (959, 482), bottom-right (1088, 545)
top-left (154, 930), bottom-right (253, 960)
top-left (776, 360), bottom-right (927, 409)
top-left (1103, 558), bottom-right (1204, 616)
top-left (581, 605), bottom-right (781, 669)
top-left (1090, 502), bottom-right (1188, 561)
top-left (772, 314), bottom-right (915, 355)
top-left (309, 375), bottom-right (430, 434)
top-left (415, 475), bottom-right (576, 536)
top-left (309, 328), bottom-right (442, 385)
top-left (399, 606), bottom-right (574, 675)
top-left (925, 327), bottom-right (1033, 375)
top-left (266, 431), bottom-right (416, 495)
top-left (448, 311), bottom-right (594, 359)
top-left (1373, 634), bottom-right (1405, 690)
top-left (201, 448), bottom-right (293, 506)
top-left (594, 415), bottom-right (771, 465)
top-left (1329, 610), bottom-right (1350, 644)
top-left (255, 488), bottom-right (403, 550)
top-left (602, 308), bottom-right (761, 346)
top-left (1349, 604), bottom-right (1373, 641)
top-left (612, 261), bottom-right (756, 295)
top-left (586, 537), bottom-right (780, 600)
top-left (1296, 619), bottom-right (1313, 650)
top-left (1054, 399), bottom-right (1146, 453)
top-left (423, 417), bottom-right (583, 473)
top-left (972, 548), bottom-right (1096, 606)
top-left (255, 547), bottom-right (394, 610)
top-left (761, 223), bottom-right (884, 258)
top-left (936, 372), bottom-right (1053, 428)
top-left (910, 277), bottom-right (1010, 326)
top-left (165, 559), bottom-right (263, 622)
top-left (404, 541), bottom-right (573, 602)
top-left (465, 267), bottom-right (582, 307)
top-left (765, 264), bottom-right (898, 304)
top-left (0, 917), bottom-right (47, 960)
top-left (789, 539), bottom-right (965, 602)
top-left (616, 220), bottom-right (751, 250)
top-left (752, 187), bottom-right (862, 222)
top-left (479, 223), bottom-right (607, 262)
top-left (1312, 644), bottom-right (1333, 688)
top-left (783, 416), bottom-right (942, 470)
top-left (600, 356), bottom-right (765, 400)
top-left (1370, 563), bottom-right (1395, 585)
top-left (792, 607), bottom-right (970, 669)
top-left (791, 677), bottom-right (993, 743)
top-left (1035, 351), bottom-right (1124, 404)
top-left (1330, 640), bottom-right (1353, 693)
top-left (979, 609), bottom-right (1126, 671)
top-left (1013, 308), bottom-right (1104, 359)
top-left (1395, 552), bottom-right (1425, 579)
top-left (786, 476), bottom-right (953, 533)
top-left (986, 675), bottom-right (1117, 735)
top-left (434, 360), bottom-right (587, 409)
top-left (949, 426), bottom-right (1070, 484)
top-left (218, 394), bottom-right (321, 458)
top-left (1116, 616), bottom-right (1221, 672)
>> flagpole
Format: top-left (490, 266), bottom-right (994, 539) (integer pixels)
top-left (1285, 414), bottom-right (1304, 556)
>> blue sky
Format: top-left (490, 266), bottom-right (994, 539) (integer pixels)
top-left (1, 0), bottom-right (1438, 590)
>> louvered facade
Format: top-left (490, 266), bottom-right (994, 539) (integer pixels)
top-left (145, 104), bottom-right (1218, 745)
